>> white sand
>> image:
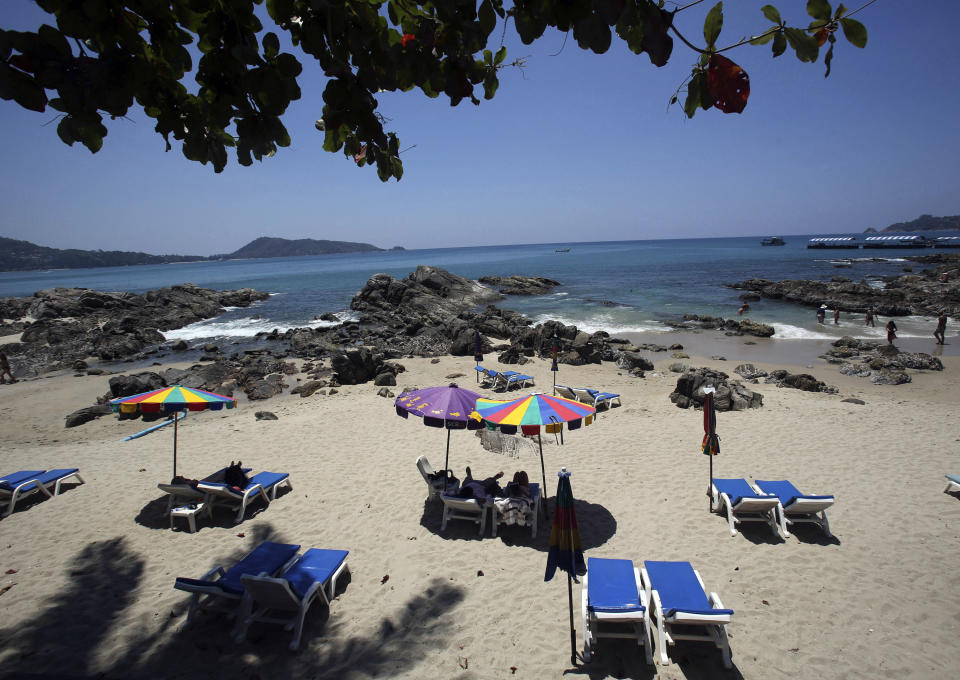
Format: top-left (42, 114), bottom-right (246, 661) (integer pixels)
top-left (0, 350), bottom-right (958, 679)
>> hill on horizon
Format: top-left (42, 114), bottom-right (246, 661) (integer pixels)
top-left (0, 235), bottom-right (394, 272)
top-left (221, 236), bottom-right (383, 258)
top-left (864, 214), bottom-right (960, 233)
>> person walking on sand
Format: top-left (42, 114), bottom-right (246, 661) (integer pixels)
top-left (833, 308), bottom-right (840, 325)
top-left (817, 304), bottom-right (826, 324)
top-left (865, 306), bottom-right (876, 327)
top-left (0, 352), bottom-right (15, 384)
top-left (886, 319), bottom-right (898, 345)
top-left (934, 311), bottom-right (947, 345)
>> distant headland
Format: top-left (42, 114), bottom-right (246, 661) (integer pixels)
top-left (0, 236), bottom-right (402, 272)
top-left (864, 214), bottom-right (960, 233)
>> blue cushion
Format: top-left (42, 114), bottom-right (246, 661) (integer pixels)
top-left (284, 548), bottom-right (349, 599)
top-left (712, 478), bottom-right (762, 507)
top-left (0, 471), bottom-right (45, 491)
top-left (948, 474), bottom-right (960, 485)
top-left (644, 561), bottom-right (733, 618)
top-left (219, 542), bottom-right (300, 594)
top-left (13, 468), bottom-right (79, 494)
top-left (755, 479), bottom-right (833, 507)
top-left (248, 471), bottom-right (289, 492)
top-left (587, 558), bottom-right (643, 613)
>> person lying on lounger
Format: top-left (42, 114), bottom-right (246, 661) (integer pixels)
top-left (454, 467), bottom-right (504, 503)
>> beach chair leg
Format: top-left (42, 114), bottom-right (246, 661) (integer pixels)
top-left (440, 505), bottom-right (449, 531)
top-left (776, 505), bottom-right (791, 538)
top-left (712, 624), bottom-right (733, 669)
top-left (290, 606), bottom-right (309, 651)
top-left (232, 596), bottom-right (256, 643)
top-left (580, 574), bottom-right (592, 662)
top-left (479, 506), bottom-right (487, 537)
top-left (491, 506), bottom-right (498, 538)
top-left (656, 619), bottom-right (670, 665)
top-left (819, 511), bottom-right (832, 538)
top-left (724, 503), bottom-right (738, 537)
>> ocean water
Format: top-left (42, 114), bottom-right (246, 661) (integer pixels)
top-left (1, 234), bottom-right (955, 346)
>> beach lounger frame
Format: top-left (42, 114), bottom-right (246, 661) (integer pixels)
top-left (572, 387), bottom-right (621, 410)
top-left (752, 479), bottom-right (835, 537)
top-left (439, 494), bottom-right (487, 536)
top-left (581, 558), bottom-right (654, 664)
top-left (554, 385), bottom-right (578, 400)
top-left (0, 469), bottom-right (85, 517)
top-left (236, 548), bottom-right (350, 650)
top-left (174, 541), bottom-right (301, 633)
top-left (158, 466), bottom-right (251, 514)
top-left (641, 561), bottom-right (734, 669)
top-left (198, 472), bottom-right (292, 524)
top-left (945, 474), bottom-right (960, 494)
top-left (490, 483), bottom-right (541, 538)
top-left (416, 455), bottom-right (458, 501)
top-left (711, 478), bottom-right (781, 537)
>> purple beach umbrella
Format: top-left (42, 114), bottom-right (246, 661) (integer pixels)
top-left (395, 383), bottom-right (483, 473)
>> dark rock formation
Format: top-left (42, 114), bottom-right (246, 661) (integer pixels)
top-left (731, 255), bottom-right (960, 317)
top-left (734, 363), bottom-right (768, 381)
top-left (666, 314), bottom-right (775, 337)
top-left (477, 275), bottom-right (561, 296)
top-left (764, 370), bottom-right (837, 393)
top-left (255, 411), bottom-right (279, 420)
top-left (819, 336), bottom-right (942, 382)
top-left (669, 368), bottom-right (763, 410)
top-left (64, 404), bottom-right (110, 428)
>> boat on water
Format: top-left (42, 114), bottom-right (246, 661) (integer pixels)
top-left (761, 237), bottom-right (785, 246)
top-left (555, 248), bottom-right (571, 252)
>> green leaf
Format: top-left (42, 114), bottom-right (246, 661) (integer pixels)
top-left (262, 32), bottom-right (279, 60)
top-left (806, 0), bottom-right (832, 22)
top-left (266, 0), bottom-right (296, 23)
top-left (684, 71), bottom-right (703, 118)
top-left (478, 0), bottom-right (496, 37)
top-left (761, 5), bottom-right (782, 24)
top-left (834, 3), bottom-right (848, 19)
top-left (703, 2), bottom-right (723, 49)
top-left (784, 27), bottom-right (819, 62)
top-left (772, 31), bottom-right (787, 57)
top-left (494, 46), bottom-right (507, 65)
top-left (839, 17), bottom-right (867, 48)
top-left (750, 30), bottom-right (775, 45)
top-left (823, 40), bottom-right (834, 77)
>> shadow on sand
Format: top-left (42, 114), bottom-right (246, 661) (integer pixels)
top-left (0, 523), bottom-right (467, 679)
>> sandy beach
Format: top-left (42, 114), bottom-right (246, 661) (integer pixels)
top-left (0, 340), bottom-right (958, 679)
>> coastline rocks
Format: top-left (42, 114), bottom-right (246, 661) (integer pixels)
top-left (734, 364), bottom-right (768, 381)
top-left (64, 404), bottom-right (110, 428)
top-left (109, 372), bottom-right (166, 398)
top-left (765, 370), bottom-right (837, 394)
top-left (731, 256), bottom-right (960, 317)
top-left (666, 314), bottom-right (774, 338)
top-left (669, 368), bottom-right (763, 410)
top-left (820, 336), bottom-right (942, 381)
top-left (616, 352), bottom-right (654, 373)
top-left (477, 275), bottom-right (561, 296)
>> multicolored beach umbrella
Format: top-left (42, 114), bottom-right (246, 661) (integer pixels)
top-left (544, 468), bottom-right (586, 665)
top-left (475, 393), bottom-right (595, 505)
top-left (395, 383), bottom-right (483, 473)
top-left (109, 385), bottom-right (237, 478)
top-left (701, 387), bottom-right (720, 511)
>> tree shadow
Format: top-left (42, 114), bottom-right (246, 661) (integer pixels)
top-left (0, 523), bottom-right (468, 679)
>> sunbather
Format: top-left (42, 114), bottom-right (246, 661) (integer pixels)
top-left (454, 467), bottom-right (504, 503)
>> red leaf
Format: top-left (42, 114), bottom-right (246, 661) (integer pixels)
top-left (353, 144), bottom-right (367, 164)
top-left (401, 34), bottom-right (415, 48)
top-left (814, 27), bottom-right (829, 46)
top-left (706, 54), bottom-right (750, 114)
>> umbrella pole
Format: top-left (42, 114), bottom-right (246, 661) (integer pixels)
top-left (444, 428), bottom-right (451, 474)
top-left (538, 434), bottom-right (547, 517)
top-left (173, 411), bottom-right (178, 479)
top-left (708, 448), bottom-right (714, 513)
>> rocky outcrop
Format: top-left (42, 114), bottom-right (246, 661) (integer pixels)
top-left (730, 254), bottom-right (960, 317)
top-left (764, 370), bottom-right (837, 393)
top-left (666, 314), bottom-right (775, 337)
top-left (818, 336), bottom-right (942, 383)
top-left (2, 284), bottom-right (269, 375)
top-left (669, 367), bottom-right (763, 410)
top-left (477, 275), bottom-right (560, 296)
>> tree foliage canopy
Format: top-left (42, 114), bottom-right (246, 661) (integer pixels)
top-left (0, 1), bottom-right (868, 181)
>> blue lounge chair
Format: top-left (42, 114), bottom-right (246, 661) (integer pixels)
top-left (945, 474), bottom-right (960, 494)
top-left (573, 388), bottom-right (621, 409)
top-left (174, 541), bottom-right (301, 631)
top-left (1, 468), bottom-right (85, 517)
top-left (197, 471), bottom-right (292, 524)
top-left (495, 370), bottom-right (534, 391)
top-left (581, 557), bottom-right (653, 664)
top-left (237, 548), bottom-right (350, 650)
top-left (158, 466), bottom-right (252, 513)
top-left (754, 479), bottom-right (835, 537)
top-left (641, 561), bottom-right (734, 668)
top-left (711, 478), bottom-right (781, 537)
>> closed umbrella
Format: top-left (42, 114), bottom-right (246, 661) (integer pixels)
top-left (473, 329), bottom-right (484, 382)
top-left (551, 332), bottom-right (559, 395)
top-left (544, 467), bottom-right (586, 665)
top-left (475, 392), bottom-right (595, 508)
top-left (702, 387), bottom-right (720, 511)
top-left (109, 385), bottom-right (237, 478)
top-left (395, 383), bottom-right (483, 473)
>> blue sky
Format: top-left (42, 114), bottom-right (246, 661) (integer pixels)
top-left (1, 1), bottom-right (958, 255)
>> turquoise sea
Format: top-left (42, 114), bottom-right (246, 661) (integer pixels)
top-left (1, 234), bottom-right (956, 350)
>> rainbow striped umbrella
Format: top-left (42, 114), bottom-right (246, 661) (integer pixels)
top-left (475, 393), bottom-right (594, 506)
top-left (109, 386), bottom-right (237, 478)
